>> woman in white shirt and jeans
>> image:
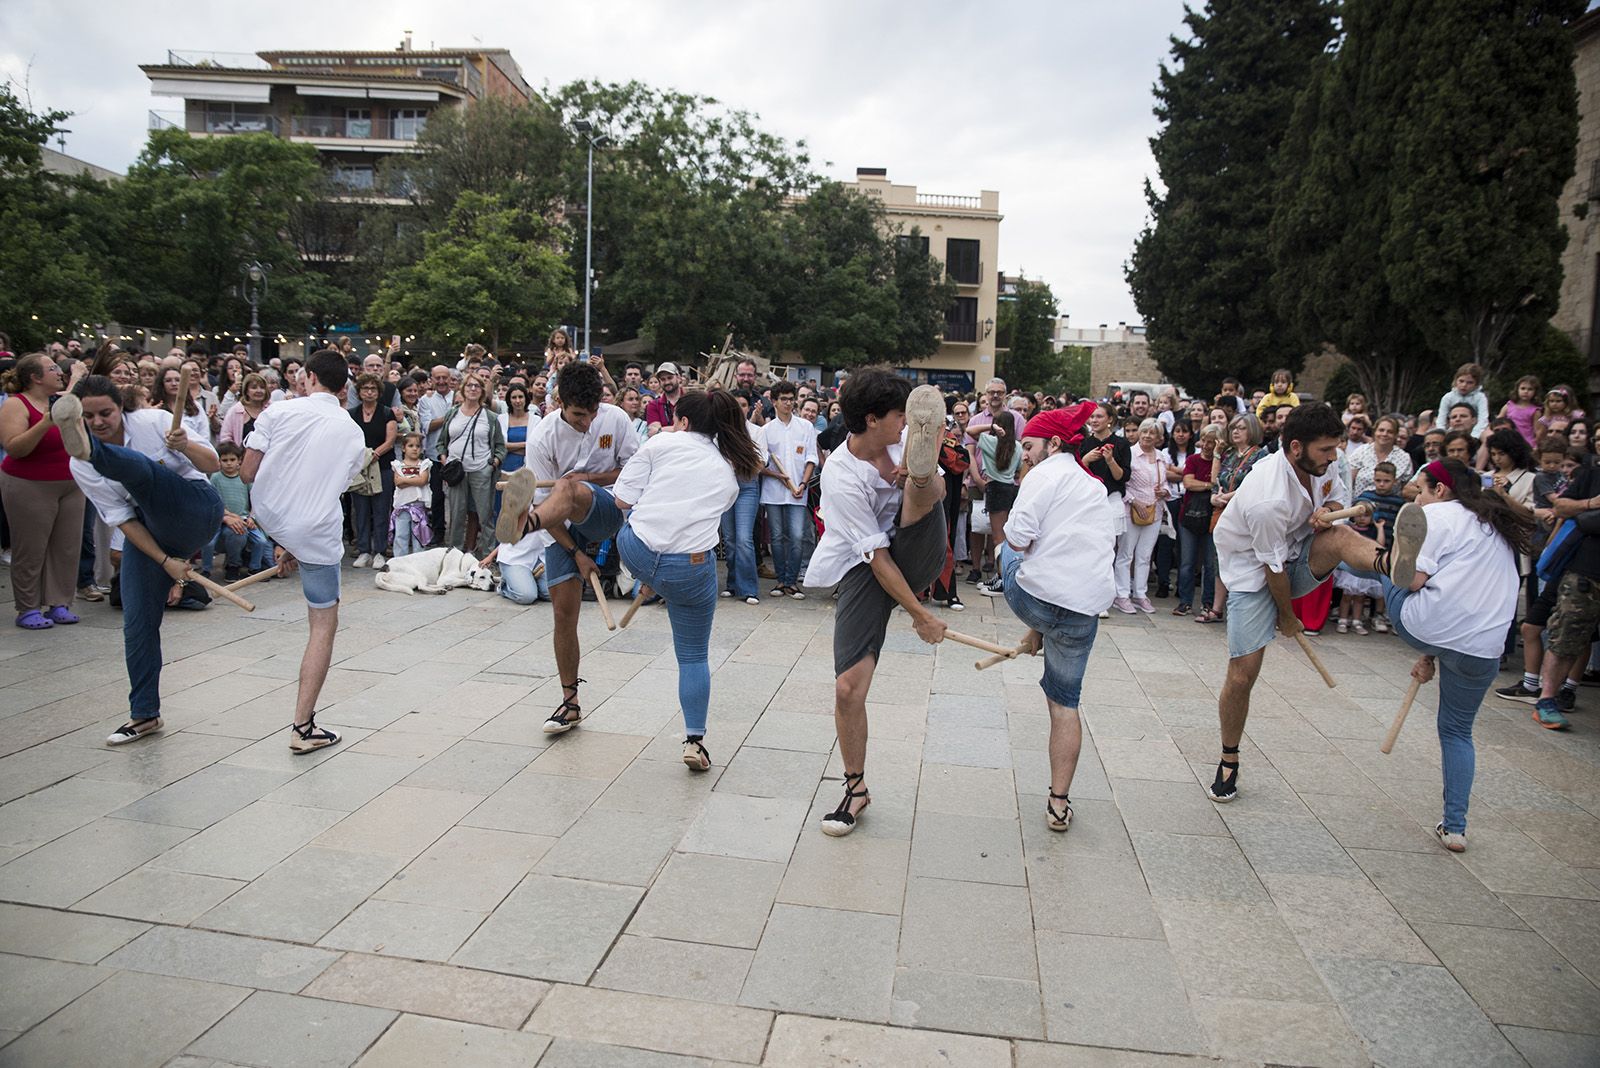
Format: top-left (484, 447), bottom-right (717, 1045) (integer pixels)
top-left (612, 390), bottom-right (762, 771)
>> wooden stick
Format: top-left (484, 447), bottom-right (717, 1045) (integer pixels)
top-left (974, 632), bottom-right (1044, 671)
top-left (588, 571), bottom-right (616, 630)
top-left (1320, 502), bottom-right (1374, 523)
top-left (619, 585), bottom-right (652, 628)
top-left (1294, 632), bottom-right (1337, 688)
top-left (223, 563), bottom-right (280, 594)
top-left (942, 629), bottom-right (1021, 657)
top-left (495, 479), bottom-right (558, 491)
top-left (1381, 676), bottom-right (1425, 754)
top-left (185, 569), bottom-right (255, 611)
top-left (170, 365), bottom-right (192, 436)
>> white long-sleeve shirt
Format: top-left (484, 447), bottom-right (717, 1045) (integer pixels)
top-left (1212, 448), bottom-right (1347, 593)
top-left (1003, 453), bottom-right (1116, 616)
top-left (245, 393), bottom-right (367, 566)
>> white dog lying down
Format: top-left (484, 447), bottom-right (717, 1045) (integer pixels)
top-left (374, 548), bottom-right (495, 595)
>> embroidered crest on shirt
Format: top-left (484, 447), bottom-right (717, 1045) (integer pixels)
top-left (1320, 480), bottom-right (1332, 496)
top-left (598, 435), bottom-right (613, 448)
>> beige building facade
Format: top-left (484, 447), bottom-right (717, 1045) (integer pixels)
top-left (1555, 9), bottom-right (1600, 396)
top-left (842, 168), bottom-right (1002, 391)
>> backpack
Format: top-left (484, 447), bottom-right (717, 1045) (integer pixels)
top-left (1537, 518), bottom-right (1583, 583)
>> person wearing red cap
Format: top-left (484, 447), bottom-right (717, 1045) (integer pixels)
top-left (999, 402), bottom-right (1116, 830)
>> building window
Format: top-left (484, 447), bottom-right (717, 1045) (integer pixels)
top-left (345, 108), bottom-right (372, 139)
top-left (332, 164), bottom-right (375, 190)
top-left (945, 238), bottom-right (980, 285)
top-left (393, 108), bottom-right (428, 140)
top-left (945, 297), bottom-right (979, 342)
top-left (203, 104), bottom-right (271, 134)
top-left (897, 234), bottom-right (930, 256)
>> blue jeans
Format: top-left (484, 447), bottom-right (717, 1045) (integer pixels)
top-left (618, 523), bottom-right (717, 736)
top-left (391, 508), bottom-right (422, 558)
top-left (208, 524), bottom-right (273, 572)
top-left (543, 483), bottom-right (624, 588)
top-left (498, 561), bottom-right (549, 605)
top-left (719, 479), bottom-right (760, 598)
top-left (88, 438), bottom-right (222, 719)
top-left (350, 465), bottom-right (394, 556)
top-left (766, 502), bottom-right (807, 586)
top-left (999, 545), bottom-right (1100, 707)
top-left (1177, 524), bottom-right (1215, 608)
top-left (1376, 578), bottom-right (1498, 835)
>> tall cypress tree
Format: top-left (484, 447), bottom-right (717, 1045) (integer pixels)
top-left (1127, 0), bottom-right (1336, 395)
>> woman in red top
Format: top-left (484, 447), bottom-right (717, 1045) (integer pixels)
top-left (0, 354), bottom-right (87, 629)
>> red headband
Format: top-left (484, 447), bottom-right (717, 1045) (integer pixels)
top-left (1424, 459), bottom-right (1454, 490)
top-left (1022, 401), bottom-right (1097, 449)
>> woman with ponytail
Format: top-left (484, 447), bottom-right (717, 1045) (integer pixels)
top-left (611, 388), bottom-right (760, 772)
top-left (1307, 456), bottom-right (1530, 852)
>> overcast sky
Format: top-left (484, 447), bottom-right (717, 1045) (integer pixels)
top-left (2, 0), bottom-right (1190, 326)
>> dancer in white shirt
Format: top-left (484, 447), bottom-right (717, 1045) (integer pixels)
top-left (52, 376), bottom-right (222, 746)
top-left (805, 370), bottom-right (949, 836)
top-left (999, 402), bottom-right (1117, 830)
top-left (242, 350), bottom-right (369, 753)
top-left (612, 390), bottom-right (761, 770)
top-left (497, 361), bottom-right (639, 734)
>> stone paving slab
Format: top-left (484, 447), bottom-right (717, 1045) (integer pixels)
top-left (1, 564), bottom-right (1599, 1065)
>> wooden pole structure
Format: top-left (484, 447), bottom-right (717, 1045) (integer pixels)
top-left (1381, 677), bottom-right (1425, 754)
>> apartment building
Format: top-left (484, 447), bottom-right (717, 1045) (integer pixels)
top-left (142, 34), bottom-right (531, 198)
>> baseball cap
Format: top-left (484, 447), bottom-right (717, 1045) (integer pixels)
top-left (656, 362), bottom-right (681, 375)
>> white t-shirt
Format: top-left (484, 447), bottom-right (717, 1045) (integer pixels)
top-left (807, 435), bottom-right (903, 589)
top-left (1399, 500), bottom-right (1519, 659)
top-left (391, 457), bottom-right (432, 509)
top-left (246, 392), bottom-right (367, 566)
top-left (1003, 453), bottom-right (1117, 616)
top-left (1213, 448), bottom-right (1348, 593)
top-left (525, 403), bottom-right (640, 504)
top-left (613, 431), bottom-right (738, 554)
top-left (70, 408), bottom-right (217, 530)
top-left (497, 528), bottom-right (552, 568)
top-left (760, 415), bottom-right (819, 506)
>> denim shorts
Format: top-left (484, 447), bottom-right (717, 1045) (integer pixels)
top-left (542, 483), bottom-right (624, 588)
top-left (299, 561), bottom-right (341, 609)
top-left (1225, 554), bottom-right (1323, 658)
top-left (1000, 546), bottom-right (1099, 707)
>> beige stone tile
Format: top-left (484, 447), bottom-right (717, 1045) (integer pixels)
top-left (72, 866), bottom-right (244, 925)
top-left (592, 934), bottom-right (754, 1005)
top-left (461, 770), bottom-right (607, 837)
top-left (630, 852), bottom-right (785, 949)
top-left (739, 904), bottom-right (899, 1022)
top-left (914, 763), bottom-right (1017, 820)
top-left (777, 831), bottom-right (909, 917)
top-left (890, 967), bottom-right (1044, 1039)
top-left (595, 756), bottom-right (725, 816)
top-left (302, 952), bottom-right (548, 1029)
top-left (0, 954), bottom-right (111, 1034)
top-left (0, 971), bottom-right (247, 1068)
top-left (1501, 893), bottom-right (1600, 986)
top-left (195, 846), bottom-right (404, 943)
top-left (374, 826), bottom-right (553, 912)
top-left (453, 875), bottom-right (643, 982)
top-left (147, 801), bottom-right (342, 881)
top-left (899, 877), bottom-right (1036, 980)
top-left (310, 785), bottom-right (482, 858)
top-left (1157, 899), bottom-right (1330, 1003)
top-left (524, 983), bottom-right (771, 1064)
top-left (712, 746), bottom-right (828, 801)
top-left (1191, 996), bottom-right (1367, 1068)
top-left (538, 1037), bottom-right (715, 1066)
top-left (1036, 931), bottom-right (1207, 1054)
top-left (763, 1014), bottom-right (1010, 1067)
top-left (1414, 921), bottom-right (1600, 1034)
top-left (1262, 872), bottom-right (1436, 964)
top-left (1014, 1041), bottom-right (1251, 1066)
top-left (0, 901), bottom-right (148, 963)
top-left (261, 751), bottom-right (422, 812)
top-left (103, 925), bottom-right (338, 993)
top-left (319, 898), bottom-right (487, 962)
top-left (353, 1013), bottom-right (552, 1067)
top-left (910, 811), bottom-right (1024, 886)
top-left (534, 808), bottom-right (692, 886)
top-left (0, 817), bottom-right (193, 906)
top-left (679, 793), bottom-right (808, 864)
top-left (0, 776), bottom-right (152, 850)
top-left (107, 763), bottom-right (298, 830)
top-left (527, 730), bottom-right (650, 779)
top-left (187, 989), bottom-right (397, 1068)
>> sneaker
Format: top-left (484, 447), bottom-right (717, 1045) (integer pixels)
top-left (758, 562), bottom-right (777, 580)
top-left (353, 553), bottom-right (372, 569)
top-left (371, 553), bottom-right (386, 569)
top-left (1373, 615), bottom-right (1391, 634)
top-left (77, 585), bottom-right (104, 603)
top-left (1099, 609), bottom-right (1111, 619)
top-left (1387, 503), bottom-right (1427, 587)
top-left (770, 585), bottom-right (787, 598)
top-left (720, 590), bottom-right (733, 598)
top-left (1533, 698), bottom-right (1570, 730)
top-left (744, 596), bottom-right (760, 606)
top-left (1133, 596), bottom-right (1155, 613)
top-left (790, 588), bottom-right (806, 600)
top-left (223, 567), bottom-right (244, 582)
top-left (946, 593), bottom-right (965, 612)
top-left (1582, 669), bottom-right (1600, 687)
top-left (1434, 822), bottom-right (1467, 853)
top-left (1495, 681), bottom-right (1540, 704)
top-left (106, 717), bottom-right (162, 745)
top-left (1155, 585), bottom-right (1170, 599)
top-left (50, 393), bottom-right (92, 460)
top-left (1557, 687), bottom-right (1576, 714)
top-left (1303, 628), bottom-right (1321, 637)
top-left (978, 578), bottom-right (1004, 597)
top-left (1352, 620), bottom-right (1368, 636)
top-left (1336, 619), bottom-right (1350, 634)
top-left (903, 385), bottom-right (945, 481)
top-left (1112, 596), bottom-right (1137, 614)
top-left (967, 568), bottom-right (984, 586)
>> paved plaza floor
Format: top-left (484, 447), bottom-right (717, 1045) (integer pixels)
top-left (0, 563), bottom-right (1598, 1067)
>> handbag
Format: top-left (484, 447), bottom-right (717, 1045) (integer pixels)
top-left (440, 408), bottom-right (481, 486)
top-left (1129, 501), bottom-right (1157, 526)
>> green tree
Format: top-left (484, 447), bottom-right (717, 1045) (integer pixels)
top-left (367, 191), bottom-right (574, 349)
top-left (996, 278), bottom-right (1060, 392)
top-left (1127, 0), bottom-right (1335, 395)
top-left (777, 182), bottom-right (898, 365)
top-left (0, 84), bottom-right (107, 349)
top-left (1058, 346), bottom-right (1093, 398)
top-left (889, 225), bottom-right (957, 362)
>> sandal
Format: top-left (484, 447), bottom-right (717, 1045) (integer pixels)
top-left (15, 610), bottom-right (53, 630)
top-left (820, 772), bottom-right (871, 837)
top-left (682, 736), bottom-right (711, 772)
top-left (289, 716), bottom-right (341, 754)
top-left (1046, 791), bottom-right (1072, 832)
top-left (544, 678), bottom-right (586, 735)
top-left (1207, 744), bottom-right (1240, 803)
top-left (1195, 608), bottom-right (1223, 624)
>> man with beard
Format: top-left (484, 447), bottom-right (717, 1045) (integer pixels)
top-left (645, 362), bottom-right (684, 435)
top-left (1208, 403), bottom-right (1350, 802)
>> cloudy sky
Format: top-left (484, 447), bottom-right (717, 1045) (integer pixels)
top-left (2, 0), bottom-right (1190, 326)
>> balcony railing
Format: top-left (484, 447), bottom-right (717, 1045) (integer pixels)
top-left (948, 260), bottom-right (984, 287)
top-left (290, 115), bottom-right (427, 141)
top-left (943, 321), bottom-right (979, 343)
top-left (190, 111), bottom-right (280, 135)
top-left (165, 49), bottom-right (270, 69)
top-left (917, 193), bottom-right (982, 209)
top-left (148, 111), bottom-right (182, 131)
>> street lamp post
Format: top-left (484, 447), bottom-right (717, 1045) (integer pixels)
top-left (572, 120), bottom-right (605, 358)
top-left (242, 261), bottom-right (269, 362)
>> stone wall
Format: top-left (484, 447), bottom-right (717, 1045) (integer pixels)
top-left (1089, 341), bottom-right (1162, 399)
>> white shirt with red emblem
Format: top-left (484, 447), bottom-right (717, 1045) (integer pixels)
top-left (525, 402), bottom-right (639, 507)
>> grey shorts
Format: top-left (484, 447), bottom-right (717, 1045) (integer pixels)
top-left (830, 504), bottom-right (948, 675)
top-left (1225, 554), bottom-right (1323, 659)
